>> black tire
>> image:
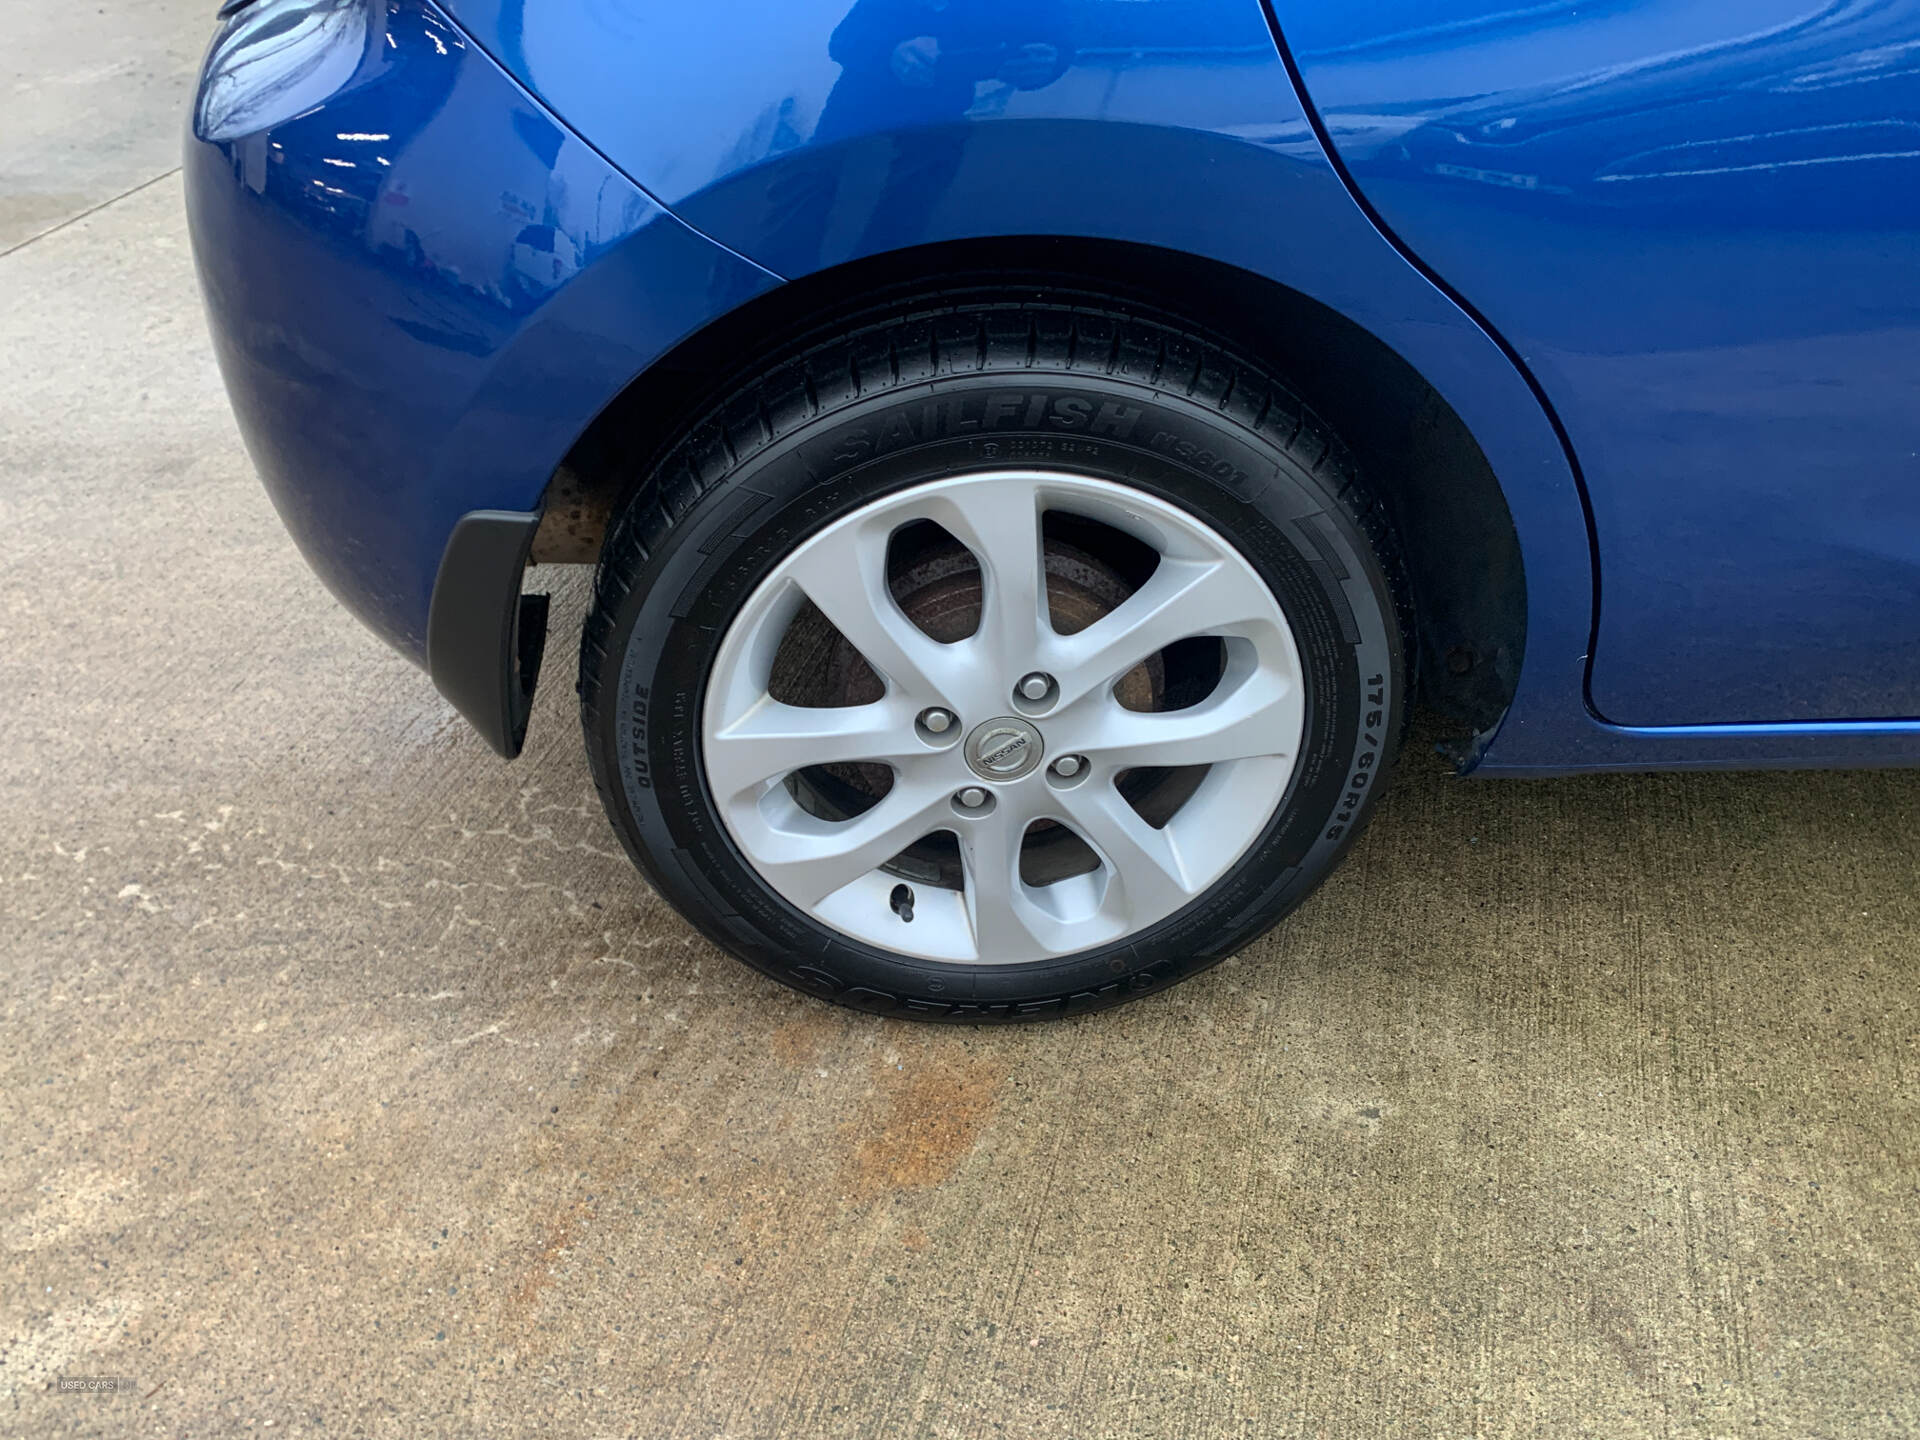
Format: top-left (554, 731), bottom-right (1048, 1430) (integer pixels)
top-left (580, 297), bottom-right (1411, 1022)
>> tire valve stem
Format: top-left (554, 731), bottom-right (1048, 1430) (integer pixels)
top-left (889, 884), bottom-right (915, 923)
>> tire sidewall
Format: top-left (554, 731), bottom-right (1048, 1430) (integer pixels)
top-left (591, 372), bottom-right (1402, 1018)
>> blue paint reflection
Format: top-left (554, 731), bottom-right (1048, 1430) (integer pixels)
top-left (762, 0), bottom-right (1073, 267)
top-left (205, 0), bottom-right (651, 341)
top-left (187, 0), bottom-right (778, 657)
top-left (1293, 0), bottom-right (1920, 230)
top-left (1286, 0), bottom-right (1920, 722)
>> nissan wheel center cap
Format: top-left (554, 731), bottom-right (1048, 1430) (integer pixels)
top-left (965, 717), bottom-right (1045, 781)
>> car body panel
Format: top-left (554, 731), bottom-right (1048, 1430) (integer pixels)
top-left (434, 0), bottom-right (1616, 770)
top-left (185, 0), bottom-right (776, 662)
top-left (1273, 0), bottom-right (1920, 726)
top-left (185, 0), bottom-right (1920, 773)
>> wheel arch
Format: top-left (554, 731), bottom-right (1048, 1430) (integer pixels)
top-left (538, 236), bottom-right (1526, 750)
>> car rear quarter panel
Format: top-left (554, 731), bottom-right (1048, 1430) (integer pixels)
top-left (186, 0), bottom-right (776, 661)
top-left (193, 0), bottom-right (1920, 770)
top-left (433, 0), bottom-right (1612, 768)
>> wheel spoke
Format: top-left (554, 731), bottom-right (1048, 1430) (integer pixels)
top-left (704, 697), bottom-right (924, 801)
top-left (1074, 669), bottom-right (1300, 771)
top-left (783, 524), bottom-right (951, 704)
top-left (916, 481), bottom-right (1048, 662)
top-left (1053, 781), bottom-right (1197, 920)
top-left (744, 781), bottom-right (952, 909)
top-left (1051, 557), bottom-right (1276, 708)
top-left (956, 810), bottom-right (1053, 961)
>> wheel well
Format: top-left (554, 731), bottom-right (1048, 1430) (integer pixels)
top-left (539, 237), bottom-right (1525, 754)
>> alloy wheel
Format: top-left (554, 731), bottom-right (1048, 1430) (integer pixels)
top-left (701, 471), bottom-right (1308, 963)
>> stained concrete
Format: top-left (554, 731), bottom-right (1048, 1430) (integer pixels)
top-left (3, 6), bottom-right (1919, 1437)
top-left (0, 2), bottom-right (209, 252)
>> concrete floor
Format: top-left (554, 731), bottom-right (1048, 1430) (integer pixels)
top-left (4, 5), bottom-right (1919, 1437)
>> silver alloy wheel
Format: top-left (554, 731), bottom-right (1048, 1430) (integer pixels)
top-left (700, 471), bottom-right (1308, 964)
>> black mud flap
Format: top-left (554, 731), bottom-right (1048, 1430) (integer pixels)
top-left (426, 510), bottom-right (549, 758)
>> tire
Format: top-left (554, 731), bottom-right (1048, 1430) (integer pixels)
top-left (580, 296), bottom-right (1410, 1022)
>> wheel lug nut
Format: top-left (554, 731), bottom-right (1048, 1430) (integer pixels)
top-left (957, 787), bottom-right (988, 810)
top-left (1018, 672), bottom-right (1052, 702)
top-left (1051, 755), bottom-right (1082, 778)
top-left (920, 707), bottom-right (955, 734)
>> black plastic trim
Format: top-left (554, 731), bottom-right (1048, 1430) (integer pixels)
top-left (426, 509), bottom-right (547, 758)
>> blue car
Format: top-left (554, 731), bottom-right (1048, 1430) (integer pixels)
top-left (185, 0), bottom-right (1920, 1020)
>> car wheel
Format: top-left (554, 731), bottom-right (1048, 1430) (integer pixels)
top-left (579, 298), bottom-right (1410, 1020)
